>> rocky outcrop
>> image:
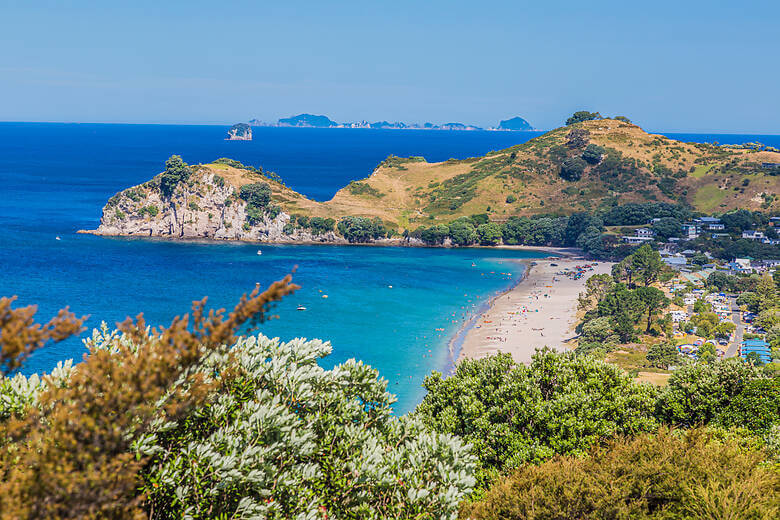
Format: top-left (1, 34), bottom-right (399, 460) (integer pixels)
top-left (87, 169), bottom-right (342, 243)
top-left (226, 123), bottom-right (252, 141)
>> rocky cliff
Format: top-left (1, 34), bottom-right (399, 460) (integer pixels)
top-left (88, 163), bottom-right (343, 243)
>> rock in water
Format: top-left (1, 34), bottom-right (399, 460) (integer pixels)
top-left (226, 123), bottom-right (252, 140)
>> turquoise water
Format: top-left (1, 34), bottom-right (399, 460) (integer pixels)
top-left (2, 123), bottom-right (777, 412)
top-left (0, 123), bottom-right (546, 413)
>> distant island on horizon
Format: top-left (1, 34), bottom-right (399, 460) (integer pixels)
top-left (248, 113), bottom-right (535, 131)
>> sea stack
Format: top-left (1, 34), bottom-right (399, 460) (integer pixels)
top-left (226, 123), bottom-right (252, 140)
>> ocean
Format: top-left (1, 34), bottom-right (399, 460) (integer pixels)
top-left (1, 123), bottom-right (778, 412)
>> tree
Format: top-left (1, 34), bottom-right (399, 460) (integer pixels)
top-left (613, 115), bottom-right (632, 123)
top-left (630, 244), bottom-right (663, 287)
top-left (755, 273), bottom-right (778, 312)
top-left (636, 286), bottom-right (669, 332)
top-left (717, 378), bottom-right (780, 434)
top-left (565, 128), bottom-right (590, 149)
top-left (238, 182), bottom-right (271, 208)
top-left (415, 351), bottom-right (659, 489)
top-left (560, 157), bottom-right (587, 181)
top-left (136, 334), bottom-right (475, 519)
top-left (713, 321), bottom-right (736, 338)
top-left (651, 217), bottom-right (682, 240)
top-left (564, 212), bottom-right (601, 246)
top-left (577, 273), bottom-right (613, 311)
top-left (159, 155), bottom-right (192, 198)
top-left (476, 222), bottom-right (502, 245)
top-left (461, 429), bottom-right (780, 520)
top-left (420, 223), bottom-right (450, 245)
top-left (655, 359), bottom-right (766, 427)
top-left (646, 342), bottom-right (679, 369)
top-left (721, 209), bottom-right (756, 233)
top-left (566, 111), bottom-right (602, 125)
top-left (448, 218), bottom-right (477, 246)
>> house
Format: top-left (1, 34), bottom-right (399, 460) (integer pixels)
top-left (669, 310), bottom-right (688, 322)
top-left (662, 255), bottom-right (687, 269)
top-left (742, 230), bottom-right (766, 240)
top-left (681, 223), bottom-right (700, 239)
top-left (770, 216), bottom-right (780, 227)
top-left (681, 249), bottom-right (698, 257)
top-left (727, 258), bottom-right (753, 274)
top-left (622, 228), bottom-right (655, 244)
top-left (696, 216), bottom-right (725, 231)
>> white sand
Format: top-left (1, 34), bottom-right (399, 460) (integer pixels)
top-left (457, 259), bottom-right (614, 364)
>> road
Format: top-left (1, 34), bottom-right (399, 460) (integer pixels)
top-left (725, 295), bottom-right (743, 358)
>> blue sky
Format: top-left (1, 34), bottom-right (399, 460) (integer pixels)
top-left (1, 0), bottom-right (778, 132)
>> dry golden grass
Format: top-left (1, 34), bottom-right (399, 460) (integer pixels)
top-left (198, 120), bottom-right (780, 229)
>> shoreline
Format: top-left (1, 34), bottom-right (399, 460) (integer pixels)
top-left (445, 259), bottom-right (534, 374)
top-left (76, 230), bottom-right (580, 256)
top-left (454, 258), bottom-right (614, 365)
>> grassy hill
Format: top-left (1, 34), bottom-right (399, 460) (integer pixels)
top-left (93, 119), bottom-right (780, 245)
top-left (245, 118), bottom-right (780, 227)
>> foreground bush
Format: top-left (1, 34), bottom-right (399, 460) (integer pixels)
top-left (132, 333), bottom-right (475, 519)
top-left (415, 351), bottom-right (659, 488)
top-left (1, 309), bottom-right (475, 519)
top-left (461, 428), bottom-right (780, 520)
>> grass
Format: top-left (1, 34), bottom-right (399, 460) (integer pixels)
top-left (693, 184), bottom-right (726, 212)
top-left (690, 164), bottom-right (713, 178)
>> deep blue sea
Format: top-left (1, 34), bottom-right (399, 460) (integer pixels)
top-left (1, 123), bottom-right (778, 412)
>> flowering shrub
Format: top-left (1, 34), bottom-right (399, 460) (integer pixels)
top-left (1, 327), bottom-right (475, 519)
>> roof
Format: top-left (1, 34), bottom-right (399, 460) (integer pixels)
top-left (742, 339), bottom-right (769, 347)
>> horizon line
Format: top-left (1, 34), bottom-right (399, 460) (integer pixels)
top-left (0, 119), bottom-right (777, 137)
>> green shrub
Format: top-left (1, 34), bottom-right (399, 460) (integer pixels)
top-left (346, 181), bottom-right (385, 198)
top-left (188, 201), bottom-right (200, 211)
top-left (655, 359), bottom-right (768, 428)
top-left (566, 111), bottom-right (602, 125)
top-left (138, 205), bottom-right (159, 218)
top-left (560, 157), bottom-right (587, 181)
top-left (415, 351), bottom-right (659, 489)
top-left (505, 194), bottom-right (516, 203)
top-left (581, 144), bottom-right (605, 164)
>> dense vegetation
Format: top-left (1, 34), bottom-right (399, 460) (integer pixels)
top-left (463, 428), bottom-right (780, 519)
top-left (159, 155), bottom-right (192, 198)
top-left (415, 351), bottom-right (659, 489)
top-left (2, 281), bottom-right (779, 518)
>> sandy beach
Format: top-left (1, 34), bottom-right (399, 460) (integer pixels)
top-left (457, 259), bottom-right (614, 364)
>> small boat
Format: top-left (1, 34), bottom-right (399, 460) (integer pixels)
top-left (55, 236), bottom-right (61, 240)
top-left (296, 305), bottom-right (307, 311)
top-left (256, 250), bottom-right (262, 255)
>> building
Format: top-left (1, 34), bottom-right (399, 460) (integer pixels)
top-left (662, 255), bottom-right (687, 269)
top-left (769, 216), bottom-right (780, 227)
top-left (681, 223), bottom-right (700, 239)
top-left (622, 228), bottom-right (655, 244)
top-left (726, 258), bottom-right (753, 274)
top-left (696, 216), bottom-right (725, 231)
top-left (742, 230), bottom-right (766, 241)
top-left (741, 339), bottom-right (771, 364)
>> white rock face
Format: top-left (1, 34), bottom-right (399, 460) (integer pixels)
top-left (90, 171), bottom-right (344, 243)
